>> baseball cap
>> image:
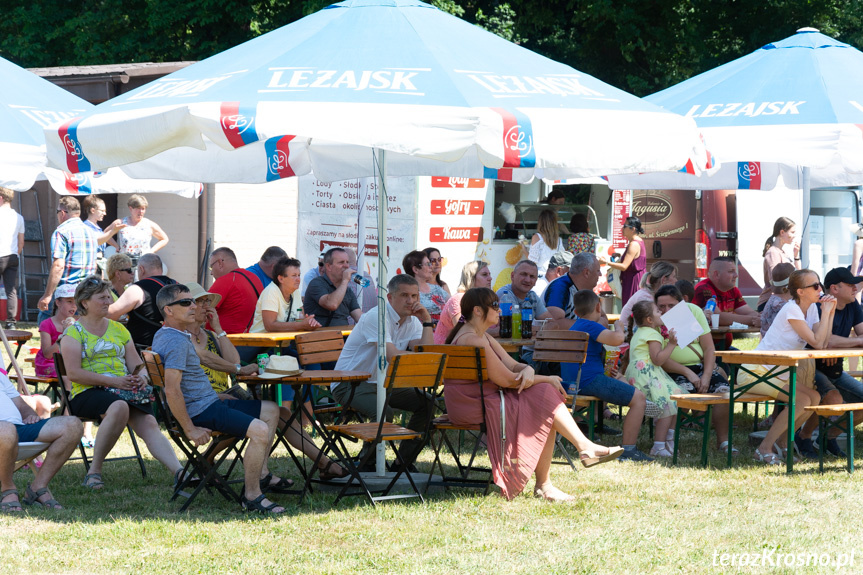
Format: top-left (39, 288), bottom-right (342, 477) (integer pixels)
top-left (823, 266), bottom-right (863, 289)
top-left (549, 251), bottom-right (574, 269)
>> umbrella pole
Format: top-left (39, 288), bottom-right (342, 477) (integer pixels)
top-left (802, 166), bottom-right (811, 269)
top-left (375, 149), bottom-right (389, 477)
top-left (0, 324), bottom-right (27, 394)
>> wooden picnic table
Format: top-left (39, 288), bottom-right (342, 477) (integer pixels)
top-left (715, 347), bottom-right (863, 473)
top-left (495, 338), bottom-right (533, 353)
top-left (227, 325), bottom-right (353, 349)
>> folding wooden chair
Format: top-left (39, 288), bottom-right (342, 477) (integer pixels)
top-left (293, 330), bottom-right (364, 425)
top-left (52, 353), bottom-right (148, 479)
top-left (325, 353), bottom-right (447, 506)
top-left (416, 345), bottom-right (494, 494)
top-left (141, 351), bottom-right (244, 512)
top-left (14, 442), bottom-right (50, 474)
top-left (533, 330), bottom-right (602, 469)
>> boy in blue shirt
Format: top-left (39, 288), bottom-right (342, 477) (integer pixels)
top-left (561, 290), bottom-right (653, 462)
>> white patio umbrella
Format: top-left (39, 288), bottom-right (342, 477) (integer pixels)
top-left (44, 0), bottom-right (713, 474)
top-left (1, 54), bottom-right (201, 197)
top-left (606, 28), bottom-right (863, 265)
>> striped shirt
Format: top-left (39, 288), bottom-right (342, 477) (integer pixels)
top-left (51, 218), bottom-right (98, 286)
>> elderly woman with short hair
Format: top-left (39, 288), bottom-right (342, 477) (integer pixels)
top-left (60, 275), bottom-right (182, 490)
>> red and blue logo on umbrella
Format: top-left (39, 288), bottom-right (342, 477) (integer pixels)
top-left (737, 161), bottom-right (762, 189)
top-left (58, 118), bottom-right (91, 173)
top-left (220, 102), bottom-right (259, 148)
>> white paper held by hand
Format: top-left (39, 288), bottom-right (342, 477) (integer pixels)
top-left (660, 303), bottom-right (704, 349)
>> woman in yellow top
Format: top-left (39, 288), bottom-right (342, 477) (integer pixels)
top-left (60, 276), bottom-right (182, 490)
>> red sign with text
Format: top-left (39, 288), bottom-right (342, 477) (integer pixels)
top-left (611, 189), bottom-right (632, 252)
top-left (429, 226), bottom-right (484, 242)
top-left (429, 199), bottom-right (485, 216)
top-left (430, 177), bottom-right (486, 189)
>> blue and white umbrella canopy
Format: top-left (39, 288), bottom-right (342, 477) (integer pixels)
top-left (607, 28), bottom-right (863, 190)
top-left (0, 55), bottom-right (202, 197)
top-left (45, 0), bottom-right (711, 183)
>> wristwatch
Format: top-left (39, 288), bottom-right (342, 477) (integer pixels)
top-left (234, 363), bottom-right (242, 374)
top-left (216, 331), bottom-right (227, 338)
top-left (422, 322), bottom-right (435, 328)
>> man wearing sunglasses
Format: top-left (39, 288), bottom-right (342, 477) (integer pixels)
top-left (108, 253), bottom-right (177, 347)
top-left (153, 283), bottom-right (288, 514)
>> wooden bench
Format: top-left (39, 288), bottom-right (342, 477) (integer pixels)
top-left (804, 402), bottom-right (862, 473)
top-left (670, 392), bottom-right (772, 466)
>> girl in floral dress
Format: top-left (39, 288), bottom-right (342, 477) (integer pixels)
top-left (624, 300), bottom-right (685, 457)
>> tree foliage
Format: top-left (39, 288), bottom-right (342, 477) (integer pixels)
top-left (2, 0), bottom-right (862, 96)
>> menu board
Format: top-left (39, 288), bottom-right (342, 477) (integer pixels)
top-left (611, 188), bottom-right (632, 253)
top-left (416, 177), bottom-right (494, 290)
top-left (297, 175), bottom-right (417, 291)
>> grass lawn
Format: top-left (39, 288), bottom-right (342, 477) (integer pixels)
top-left (2, 331), bottom-right (862, 574)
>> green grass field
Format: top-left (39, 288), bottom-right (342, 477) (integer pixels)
top-left (3, 332), bottom-right (862, 574)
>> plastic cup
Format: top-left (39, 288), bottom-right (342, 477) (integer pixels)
top-left (711, 314), bottom-right (720, 329)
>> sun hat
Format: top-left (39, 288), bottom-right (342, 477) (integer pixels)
top-left (257, 355), bottom-right (304, 379)
top-left (184, 282), bottom-right (222, 307)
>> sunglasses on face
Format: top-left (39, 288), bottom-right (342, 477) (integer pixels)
top-left (166, 298), bottom-right (195, 307)
top-left (490, 301), bottom-right (500, 310)
top-left (120, 268), bottom-right (133, 274)
top-left (428, 258), bottom-right (442, 264)
top-left (804, 282), bottom-right (822, 291)
top-left (56, 209), bottom-right (67, 214)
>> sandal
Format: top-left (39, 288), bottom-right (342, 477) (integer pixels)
top-left (317, 460), bottom-right (349, 480)
top-left (259, 472), bottom-right (294, 494)
top-left (649, 445), bottom-right (673, 457)
top-left (242, 493), bottom-right (286, 515)
top-left (533, 482), bottom-right (575, 502)
top-left (773, 443), bottom-right (798, 464)
top-left (754, 448), bottom-right (781, 465)
top-left (718, 441), bottom-right (739, 455)
top-left (580, 446), bottom-right (624, 468)
top-left (82, 473), bottom-right (104, 490)
top-left (23, 485), bottom-right (63, 510)
top-left (0, 489), bottom-right (23, 513)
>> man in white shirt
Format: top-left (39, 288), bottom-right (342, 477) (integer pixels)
top-left (0, 187), bottom-right (25, 329)
top-left (0, 371), bottom-right (83, 511)
top-left (332, 274), bottom-right (435, 468)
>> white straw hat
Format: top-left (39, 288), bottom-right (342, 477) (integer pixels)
top-left (257, 355), bottom-right (304, 379)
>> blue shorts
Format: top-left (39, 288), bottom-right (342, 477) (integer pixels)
top-left (15, 418), bottom-right (50, 442)
top-left (814, 370), bottom-right (863, 404)
top-left (564, 374), bottom-right (636, 407)
top-left (191, 399), bottom-right (262, 438)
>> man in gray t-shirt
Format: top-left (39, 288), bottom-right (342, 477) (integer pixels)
top-left (302, 247), bottom-right (362, 327)
top-left (153, 284), bottom-right (288, 515)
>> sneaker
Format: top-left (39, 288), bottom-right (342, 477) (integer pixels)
top-left (793, 436), bottom-right (819, 460)
top-left (825, 438), bottom-right (847, 458)
top-left (595, 424), bottom-right (622, 436)
top-left (4, 321), bottom-right (15, 330)
top-left (618, 448), bottom-right (654, 463)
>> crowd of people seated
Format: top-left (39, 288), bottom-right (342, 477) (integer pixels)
top-left (3, 195), bottom-right (863, 513)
